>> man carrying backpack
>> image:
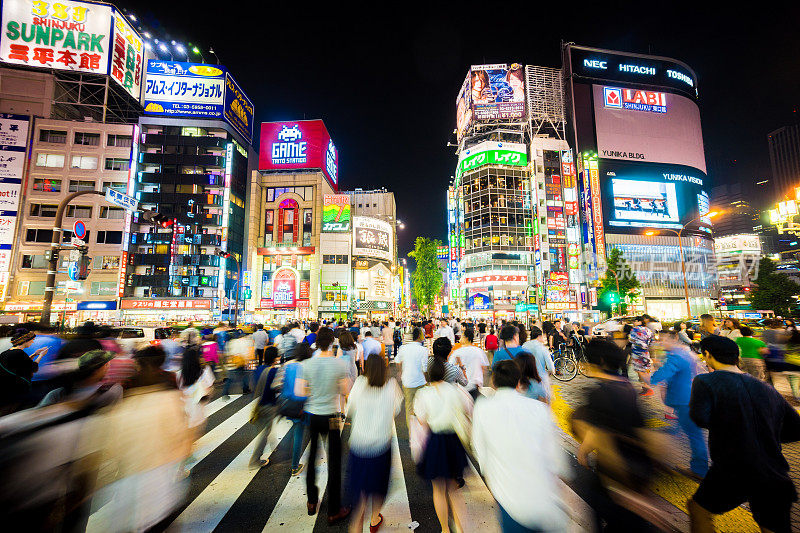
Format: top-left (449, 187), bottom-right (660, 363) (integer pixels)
top-left (250, 346), bottom-right (281, 469)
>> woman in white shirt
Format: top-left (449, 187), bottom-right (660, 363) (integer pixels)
top-left (345, 353), bottom-right (402, 533)
top-left (414, 358), bottom-right (471, 533)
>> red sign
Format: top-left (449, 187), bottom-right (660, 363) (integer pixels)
top-left (272, 268), bottom-right (297, 308)
top-left (299, 280), bottom-right (310, 299)
top-left (120, 299), bottom-right (212, 310)
top-left (256, 247), bottom-right (315, 255)
top-left (464, 274), bottom-right (527, 284)
top-left (117, 251), bottom-right (128, 297)
top-left (297, 299), bottom-right (310, 309)
top-left (260, 299), bottom-right (274, 309)
top-left (258, 120), bottom-right (338, 190)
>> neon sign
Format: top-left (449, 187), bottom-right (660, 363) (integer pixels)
top-left (604, 87), bottom-right (666, 114)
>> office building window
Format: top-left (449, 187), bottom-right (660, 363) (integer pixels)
top-left (107, 134), bottom-right (132, 147)
top-left (21, 255), bottom-right (48, 269)
top-left (322, 255), bottom-right (349, 264)
top-left (39, 129), bottom-right (67, 143)
top-left (71, 155), bottom-right (98, 169)
top-left (25, 228), bottom-right (53, 242)
top-left (61, 229), bottom-right (89, 243)
top-left (102, 181), bottom-right (126, 193)
top-left (35, 153), bottom-right (64, 167)
top-left (90, 281), bottom-right (118, 295)
top-left (104, 157), bottom-right (130, 171)
top-left (96, 230), bottom-right (123, 244)
top-left (33, 178), bottom-right (61, 192)
top-left (68, 180), bottom-right (95, 192)
top-left (74, 132), bottom-right (100, 146)
top-left (264, 209), bottom-right (274, 245)
top-left (66, 205), bottom-right (92, 218)
top-left (29, 203), bottom-right (58, 217)
top-left (93, 255), bottom-right (121, 269)
top-left (100, 206), bottom-right (125, 219)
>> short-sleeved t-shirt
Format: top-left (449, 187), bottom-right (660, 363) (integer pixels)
top-left (302, 355), bottom-right (347, 415)
top-left (736, 336), bottom-right (767, 359)
top-left (449, 345), bottom-right (489, 389)
top-left (492, 346), bottom-right (528, 366)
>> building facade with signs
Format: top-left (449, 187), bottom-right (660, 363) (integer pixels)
top-left (563, 44), bottom-right (715, 319)
top-left (714, 234), bottom-right (761, 312)
top-left (248, 120), bottom-right (339, 323)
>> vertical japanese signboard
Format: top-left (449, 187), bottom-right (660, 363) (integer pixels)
top-left (223, 72), bottom-right (254, 143)
top-left (0, 0), bottom-right (113, 74)
top-left (110, 10), bottom-right (143, 99)
top-left (0, 113), bottom-right (28, 297)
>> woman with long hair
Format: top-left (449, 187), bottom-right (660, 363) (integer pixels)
top-left (515, 351), bottom-right (547, 403)
top-left (720, 317), bottom-right (742, 339)
top-left (414, 358), bottom-right (471, 533)
top-left (337, 331), bottom-right (359, 383)
top-left (345, 353), bottom-right (402, 532)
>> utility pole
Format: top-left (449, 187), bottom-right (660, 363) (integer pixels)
top-left (42, 190), bottom-right (104, 326)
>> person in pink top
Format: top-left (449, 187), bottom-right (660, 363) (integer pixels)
top-left (201, 334), bottom-right (220, 378)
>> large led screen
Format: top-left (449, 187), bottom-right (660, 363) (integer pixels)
top-left (455, 72), bottom-right (472, 142)
top-left (593, 85), bottom-right (706, 173)
top-left (599, 159), bottom-right (710, 234)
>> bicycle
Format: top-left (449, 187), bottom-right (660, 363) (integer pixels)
top-left (552, 337), bottom-right (589, 382)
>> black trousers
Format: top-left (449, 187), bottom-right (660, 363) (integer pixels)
top-left (255, 348), bottom-right (265, 366)
top-left (306, 413), bottom-right (342, 514)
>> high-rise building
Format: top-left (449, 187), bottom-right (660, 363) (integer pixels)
top-left (563, 44), bottom-right (715, 319)
top-left (768, 123), bottom-right (800, 200)
top-left (710, 184), bottom-right (757, 236)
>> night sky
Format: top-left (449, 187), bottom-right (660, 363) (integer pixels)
top-left (123, 2), bottom-right (800, 257)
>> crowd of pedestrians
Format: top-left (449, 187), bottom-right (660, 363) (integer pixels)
top-left (2, 313), bottom-right (800, 532)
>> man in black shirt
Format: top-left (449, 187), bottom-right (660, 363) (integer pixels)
top-left (689, 335), bottom-right (800, 533)
top-left (0, 330), bottom-right (49, 413)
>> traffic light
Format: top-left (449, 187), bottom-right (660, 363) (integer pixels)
top-left (605, 291), bottom-right (620, 305)
top-left (141, 210), bottom-right (174, 229)
top-left (214, 249), bottom-right (232, 259)
top-left (77, 255), bottom-right (91, 280)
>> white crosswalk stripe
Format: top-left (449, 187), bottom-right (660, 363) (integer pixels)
top-left (204, 394), bottom-right (241, 417)
top-left (88, 392), bottom-right (592, 532)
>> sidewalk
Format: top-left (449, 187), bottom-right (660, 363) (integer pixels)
top-left (552, 373), bottom-right (800, 532)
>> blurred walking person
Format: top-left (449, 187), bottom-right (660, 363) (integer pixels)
top-left (428, 337), bottom-right (467, 387)
top-left (345, 353), bottom-right (402, 532)
top-left (395, 327), bottom-right (428, 428)
top-left (253, 324), bottom-right (269, 365)
top-left (688, 335), bottom-right (800, 533)
top-left (473, 360), bottom-right (570, 531)
top-left (276, 343), bottom-right (312, 476)
top-left (222, 330), bottom-right (252, 398)
top-left (295, 327), bottom-right (352, 524)
top-left (0, 329), bottom-right (49, 414)
top-left (414, 358), bottom-right (471, 533)
top-left (449, 329), bottom-right (489, 400)
top-left (630, 316), bottom-right (655, 396)
top-left (651, 330), bottom-right (708, 479)
top-left (249, 346), bottom-right (281, 469)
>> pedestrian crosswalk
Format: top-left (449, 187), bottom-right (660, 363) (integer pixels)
top-left (89, 383), bottom-right (591, 532)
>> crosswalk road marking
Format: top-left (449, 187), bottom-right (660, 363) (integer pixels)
top-left (204, 394), bottom-right (241, 417)
top-left (85, 385), bottom-right (595, 532)
top-left (173, 418), bottom-right (293, 531)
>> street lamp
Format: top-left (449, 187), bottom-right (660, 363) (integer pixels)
top-left (215, 248), bottom-right (241, 327)
top-left (644, 211), bottom-right (722, 318)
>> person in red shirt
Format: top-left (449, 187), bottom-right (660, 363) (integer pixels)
top-left (485, 328), bottom-right (499, 364)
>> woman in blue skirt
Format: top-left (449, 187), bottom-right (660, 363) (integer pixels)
top-left (345, 352), bottom-right (403, 532)
top-left (414, 357), bottom-right (471, 533)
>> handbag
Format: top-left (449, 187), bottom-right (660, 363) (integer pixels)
top-left (408, 415), bottom-right (429, 463)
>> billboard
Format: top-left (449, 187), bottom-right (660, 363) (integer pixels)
top-left (0, 0), bottom-right (112, 75)
top-left (352, 216), bottom-right (392, 262)
top-left (224, 72), bottom-right (254, 142)
top-left (455, 72), bottom-right (472, 141)
top-left (467, 289), bottom-right (492, 310)
top-left (110, 10), bottom-right (143, 99)
top-left (272, 267), bottom-right (297, 308)
top-left (322, 194), bottom-right (351, 232)
top-left (143, 60), bottom-right (225, 118)
top-left (599, 159), bottom-right (710, 233)
top-left (470, 63), bottom-right (525, 121)
top-left (259, 120), bottom-right (339, 190)
top-left (455, 141), bottom-right (527, 180)
top-left (714, 234), bottom-right (761, 256)
top-left (0, 113), bottom-right (28, 261)
top-left (593, 85), bottom-right (706, 172)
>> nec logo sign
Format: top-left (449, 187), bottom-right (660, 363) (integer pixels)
top-left (604, 87), bottom-right (667, 114)
top-left (583, 59), bottom-right (607, 70)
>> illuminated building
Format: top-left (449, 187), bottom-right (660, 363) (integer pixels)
top-left (714, 234), bottom-right (761, 313)
top-left (121, 59), bottom-right (255, 323)
top-left (768, 123), bottom-right (800, 201)
top-left (563, 44), bottom-right (716, 319)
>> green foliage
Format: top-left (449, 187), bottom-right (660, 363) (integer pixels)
top-left (750, 257), bottom-right (800, 317)
top-left (409, 237), bottom-right (444, 315)
top-left (597, 247), bottom-right (640, 315)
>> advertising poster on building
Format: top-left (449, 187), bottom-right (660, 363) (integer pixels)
top-left (259, 120), bottom-right (338, 190)
top-left (352, 216), bottom-right (392, 262)
top-left (223, 71), bottom-right (254, 143)
top-left (322, 194), bottom-right (351, 232)
top-left (470, 63), bottom-right (525, 121)
top-left (0, 0), bottom-right (112, 74)
top-left (110, 10), bottom-right (143, 99)
top-left (143, 60), bottom-right (225, 118)
top-left (272, 268), bottom-right (297, 308)
top-left (0, 114), bottom-right (28, 261)
top-left (467, 288), bottom-right (492, 310)
top-left (593, 84), bottom-right (706, 173)
top-left (455, 72), bottom-right (472, 141)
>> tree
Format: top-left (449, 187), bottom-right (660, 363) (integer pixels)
top-left (750, 257), bottom-right (800, 317)
top-left (597, 247), bottom-right (640, 315)
top-left (409, 237), bottom-right (444, 317)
